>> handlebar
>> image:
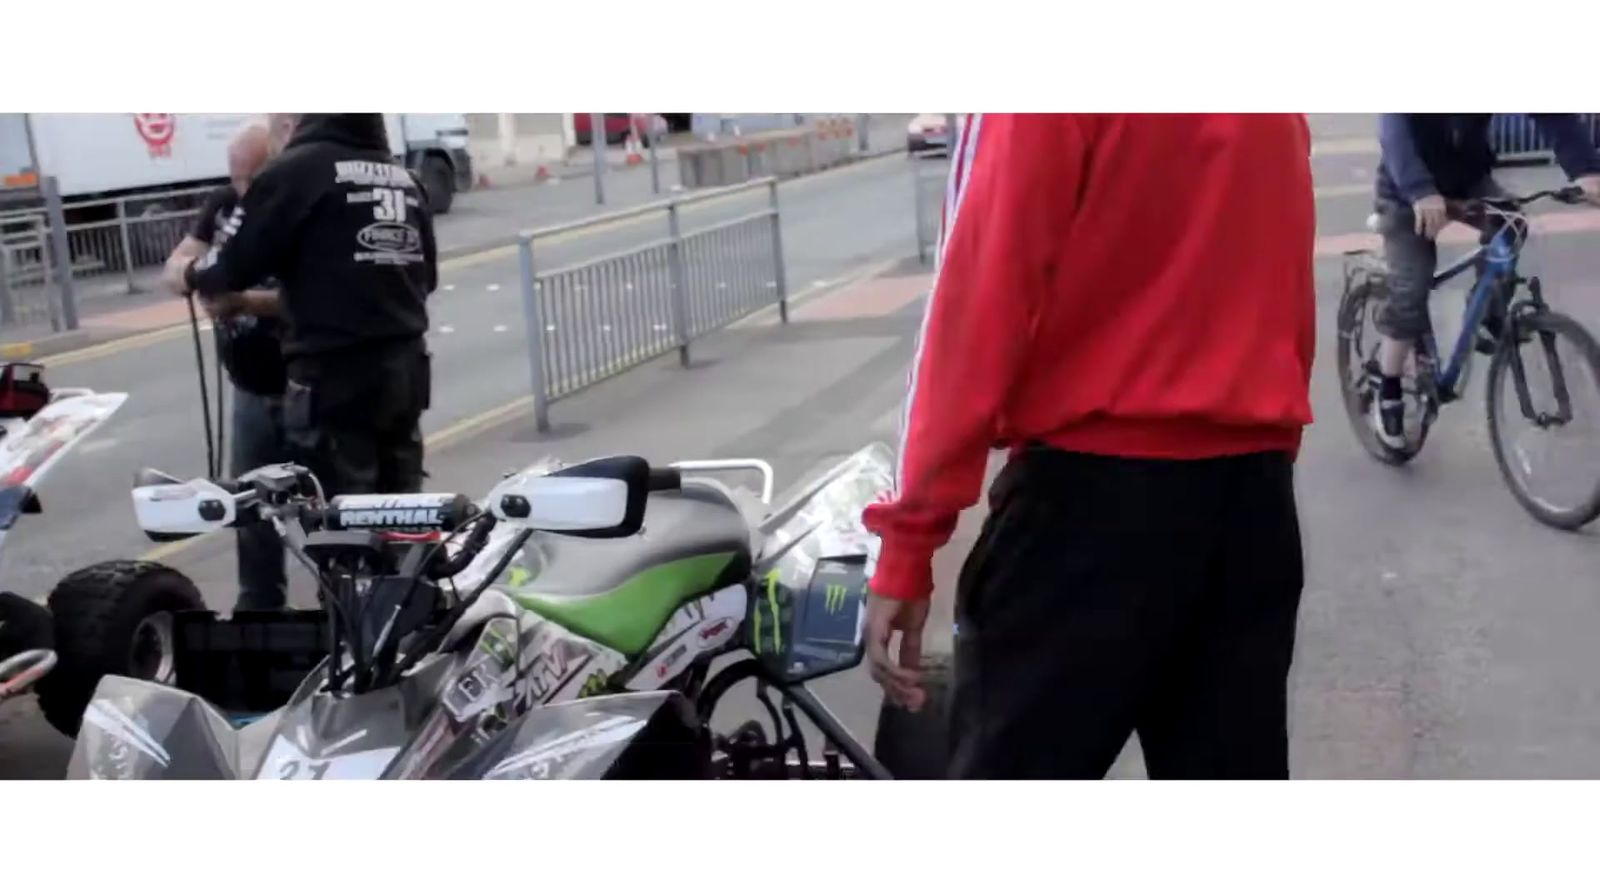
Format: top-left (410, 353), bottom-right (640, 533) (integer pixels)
top-left (1449, 185), bottom-right (1587, 217)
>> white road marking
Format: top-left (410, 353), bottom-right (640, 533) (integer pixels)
top-left (625, 282), bottom-right (635, 291)
top-left (494, 325), bottom-right (509, 333)
top-left (443, 284), bottom-right (456, 292)
top-left (439, 325), bottom-right (456, 334)
top-left (717, 282), bottom-right (727, 289)
top-left (601, 324), bottom-right (612, 332)
top-left (1313, 183), bottom-right (1373, 199)
top-left (486, 283), bottom-right (501, 292)
top-left (545, 325), bottom-right (557, 332)
top-left (811, 279), bottom-right (828, 288)
top-left (652, 323), bottom-right (669, 331)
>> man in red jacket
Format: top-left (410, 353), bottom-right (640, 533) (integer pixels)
top-left (863, 114), bottom-right (1316, 779)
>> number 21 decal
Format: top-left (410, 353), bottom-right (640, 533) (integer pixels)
top-left (278, 759), bottom-right (331, 780)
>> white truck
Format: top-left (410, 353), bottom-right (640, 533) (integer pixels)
top-left (0, 113), bottom-right (472, 216)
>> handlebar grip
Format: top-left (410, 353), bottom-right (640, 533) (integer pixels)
top-left (647, 467), bottom-right (682, 492)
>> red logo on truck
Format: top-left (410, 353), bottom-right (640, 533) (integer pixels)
top-left (133, 115), bottom-right (176, 158)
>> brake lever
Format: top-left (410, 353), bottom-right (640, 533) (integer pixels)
top-left (1554, 185), bottom-right (1587, 205)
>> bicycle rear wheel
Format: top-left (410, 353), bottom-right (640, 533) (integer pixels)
top-left (1486, 310), bottom-right (1600, 529)
top-left (1336, 269), bottom-right (1430, 465)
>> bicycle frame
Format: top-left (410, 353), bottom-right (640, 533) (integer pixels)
top-left (1420, 222), bottom-right (1521, 402)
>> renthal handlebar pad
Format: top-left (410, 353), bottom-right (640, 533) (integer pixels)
top-left (325, 493), bottom-right (475, 531)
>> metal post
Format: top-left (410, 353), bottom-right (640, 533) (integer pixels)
top-left (517, 236), bottom-right (551, 432)
top-left (857, 114), bottom-right (869, 152)
top-left (946, 114), bottom-right (959, 154)
top-left (589, 113), bottom-right (606, 205)
top-left (648, 124), bottom-right (661, 194)
top-left (0, 231), bottom-right (15, 327)
top-left (667, 202), bottom-right (690, 366)
top-left (768, 180), bottom-right (789, 324)
top-left (912, 163), bottom-right (929, 265)
top-left (41, 176), bottom-right (78, 332)
top-left (116, 199), bottom-right (137, 294)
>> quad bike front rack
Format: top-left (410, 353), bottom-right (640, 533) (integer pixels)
top-left (0, 648), bottom-right (56, 703)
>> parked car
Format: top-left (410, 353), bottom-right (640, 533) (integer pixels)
top-left (907, 114), bottom-right (952, 156)
top-left (574, 113), bottom-right (666, 147)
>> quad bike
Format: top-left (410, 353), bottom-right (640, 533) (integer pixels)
top-left (65, 444), bottom-right (897, 779)
top-left (0, 363), bottom-right (193, 730)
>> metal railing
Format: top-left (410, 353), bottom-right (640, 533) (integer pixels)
top-left (1, 184), bottom-right (213, 332)
top-left (911, 150), bottom-right (950, 265)
top-left (1490, 113), bottom-right (1600, 164)
top-left (514, 178), bottom-right (787, 430)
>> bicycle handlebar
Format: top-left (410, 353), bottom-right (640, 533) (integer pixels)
top-left (1449, 185), bottom-right (1587, 216)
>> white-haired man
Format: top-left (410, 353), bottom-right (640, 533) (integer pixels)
top-left (161, 118), bottom-right (290, 612)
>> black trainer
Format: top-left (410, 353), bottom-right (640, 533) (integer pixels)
top-left (1370, 376), bottom-right (1407, 450)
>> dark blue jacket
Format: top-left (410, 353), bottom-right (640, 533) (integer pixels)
top-left (1377, 114), bottom-right (1600, 203)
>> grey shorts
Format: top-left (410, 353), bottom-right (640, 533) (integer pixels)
top-left (1374, 179), bottom-right (1505, 341)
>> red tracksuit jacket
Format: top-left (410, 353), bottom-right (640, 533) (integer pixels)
top-left (863, 113), bottom-right (1317, 602)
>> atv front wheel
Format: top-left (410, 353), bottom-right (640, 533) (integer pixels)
top-left (36, 561), bottom-right (204, 737)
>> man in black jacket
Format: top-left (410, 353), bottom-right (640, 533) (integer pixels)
top-left (184, 113), bottom-right (437, 497)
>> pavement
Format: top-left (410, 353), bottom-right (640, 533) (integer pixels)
top-left (9, 113), bottom-right (1600, 779)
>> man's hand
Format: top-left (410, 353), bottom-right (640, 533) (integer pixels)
top-left (865, 592), bottom-right (930, 712)
top-left (1413, 194), bottom-right (1449, 240)
top-left (1577, 175), bottom-right (1600, 207)
top-left (201, 293), bottom-right (246, 320)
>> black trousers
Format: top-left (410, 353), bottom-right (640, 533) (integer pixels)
top-left (284, 340), bottom-right (430, 498)
top-left (949, 446), bottom-right (1304, 779)
top-left (231, 388), bottom-right (290, 611)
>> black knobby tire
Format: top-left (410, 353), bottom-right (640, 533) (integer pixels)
top-left (1336, 270), bottom-right (1426, 465)
top-left (35, 561), bottom-right (204, 738)
top-left (420, 155), bottom-right (455, 216)
top-left (0, 591), bottom-right (54, 661)
top-left (1486, 310), bottom-right (1600, 530)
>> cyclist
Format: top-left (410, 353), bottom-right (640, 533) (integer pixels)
top-left (1370, 114), bottom-right (1600, 449)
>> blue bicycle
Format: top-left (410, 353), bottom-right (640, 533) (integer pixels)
top-left (1337, 186), bottom-right (1600, 529)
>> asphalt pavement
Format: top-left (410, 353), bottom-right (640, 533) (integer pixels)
top-left (8, 114), bottom-right (1600, 779)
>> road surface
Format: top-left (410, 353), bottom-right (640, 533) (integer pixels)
top-left (8, 114), bottom-right (1600, 779)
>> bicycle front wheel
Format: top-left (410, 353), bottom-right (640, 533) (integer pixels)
top-left (1336, 271), bottom-right (1429, 464)
top-left (1486, 310), bottom-right (1600, 529)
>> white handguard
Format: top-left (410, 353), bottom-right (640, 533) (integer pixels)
top-left (486, 471), bottom-right (631, 533)
top-left (132, 476), bottom-right (240, 538)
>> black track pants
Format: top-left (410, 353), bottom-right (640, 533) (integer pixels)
top-left (949, 446), bottom-right (1304, 780)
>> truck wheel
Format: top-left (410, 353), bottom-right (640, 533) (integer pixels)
top-left (35, 561), bottom-right (203, 738)
top-left (420, 155), bottom-right (455, 215)
top-left (871, 653), bottom-right (953, 778)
